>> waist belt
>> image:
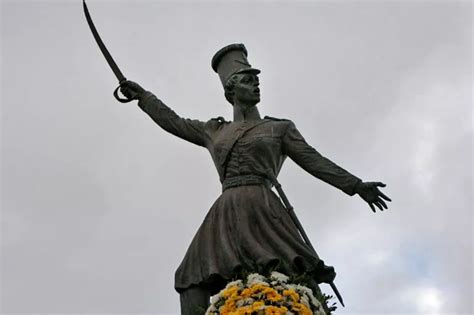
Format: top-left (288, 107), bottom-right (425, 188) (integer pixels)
top-left (222, 174), bottom-right (272, 191)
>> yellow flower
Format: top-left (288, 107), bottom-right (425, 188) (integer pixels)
top-left (240, 288), bottom-right (252, 298)
top-left (265, 305), bottom-right (288, 314)
top-left (290, 302), bottom-right (313, 315)
top-left (251, 301), bottom-right (265, 311)
top-left (263, 287), bottom-right (283, 302)
top-left (222, 285), bottom-right (239, 299)
top-left (283, 288), bottom-right (300, 303)
top-left (220, 303), bottom-right (235, 313)
top-left (250, 283), bottom-right (269, 294)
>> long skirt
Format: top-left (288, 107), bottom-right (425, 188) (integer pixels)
top-left (175, 184), bottom-right (334, 294)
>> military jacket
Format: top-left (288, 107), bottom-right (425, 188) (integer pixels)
top-left (138, 92), bottom-right (361, 195)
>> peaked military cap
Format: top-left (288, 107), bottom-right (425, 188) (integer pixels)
top-left (211, 43), bottom-right (261, 87)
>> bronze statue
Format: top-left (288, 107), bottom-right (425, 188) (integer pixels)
top-left (118, 44), bottom-right (391, 314)
top-left (83, 3), bottom-right (391, 313)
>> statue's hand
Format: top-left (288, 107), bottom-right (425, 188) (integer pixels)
top-left (355, 181), bottom-right (392, 213)
top-left (119, 80), bottom-right (146, 101)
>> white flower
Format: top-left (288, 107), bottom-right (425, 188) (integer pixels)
top-left (270, 271), bottom-right (290, 283)
top-left (224, 279), bottom-right (243, 290)
top-left (236, 299), bottom-right (246, 307)
top-left (205, 304), bottom-right (218, 315)
top-left (242, 297), bottom-right (254, 305)
top-left (247, 273), bottom-right (269, 286)
top-left (300, 294), bottom-right (311, 307)
top-left (295, 284), bottom-right (323, 308)
top-left (295, 284), bottom-right (312, 295)
top-left (210, 294), bottom-right (221, 305)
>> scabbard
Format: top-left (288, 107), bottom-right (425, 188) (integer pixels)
top-left (265, 173), bottom-right (345, 307)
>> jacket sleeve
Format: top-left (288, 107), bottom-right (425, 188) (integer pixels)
top-left (282, 120), bottom-right (362, 195)
top-left (137, 91), bottom-right (209, 147)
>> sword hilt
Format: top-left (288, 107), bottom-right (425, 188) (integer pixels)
top-left (113, 79), bottom-right (136, 103)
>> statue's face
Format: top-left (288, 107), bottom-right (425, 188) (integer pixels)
top-left (233, 73), bottom-right (260, 106)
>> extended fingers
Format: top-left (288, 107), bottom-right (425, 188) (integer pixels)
top-left (368, 202), bottom-right (376, 213)
top-left (372, 182), bottom-right (392, 202)
top-left (376, 197), bottom-right (388, 209)
top-left (378, 190), bottom-right (392, 202)
top-left (374, 201), bottom-right (384, 211)
top-left (368, 200), bottom-right (387, 213)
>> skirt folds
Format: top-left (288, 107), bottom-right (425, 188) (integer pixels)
top-left (175, 185), bottom-right (332, 293)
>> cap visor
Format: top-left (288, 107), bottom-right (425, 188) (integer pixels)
top-left (235, 68), bottom-right (261, 75)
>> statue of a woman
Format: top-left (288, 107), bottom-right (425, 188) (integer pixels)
top-left (120, 43), bottom-right (391, 314)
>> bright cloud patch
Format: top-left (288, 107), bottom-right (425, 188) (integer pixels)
top-left (402, 286), bottom-right (444, 314)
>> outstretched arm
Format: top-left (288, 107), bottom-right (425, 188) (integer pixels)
top-left (120, 80), bottom-right (209, 147)
top-left (282, 121), bottom-right (391, 212)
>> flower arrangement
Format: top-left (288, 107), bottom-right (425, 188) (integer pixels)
top-left (205, 272), bottom-right (331, 314)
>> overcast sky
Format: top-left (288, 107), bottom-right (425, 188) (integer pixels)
top-left (1, 0), bottom-right (472, 314)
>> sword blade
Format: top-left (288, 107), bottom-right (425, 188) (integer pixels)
top-left (83, 0), bottom-right (126, 83)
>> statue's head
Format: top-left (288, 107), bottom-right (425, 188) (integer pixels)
top-left (212, 43), bottom-right (260, 106)
top-left (224, 72), bottom-right (260, 106)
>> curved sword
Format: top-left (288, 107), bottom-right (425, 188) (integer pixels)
top-left (83, 0), bottom-right (133, 103)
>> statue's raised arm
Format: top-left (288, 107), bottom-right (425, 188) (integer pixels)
top-left (121, 81), bottom-right (212, 147)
